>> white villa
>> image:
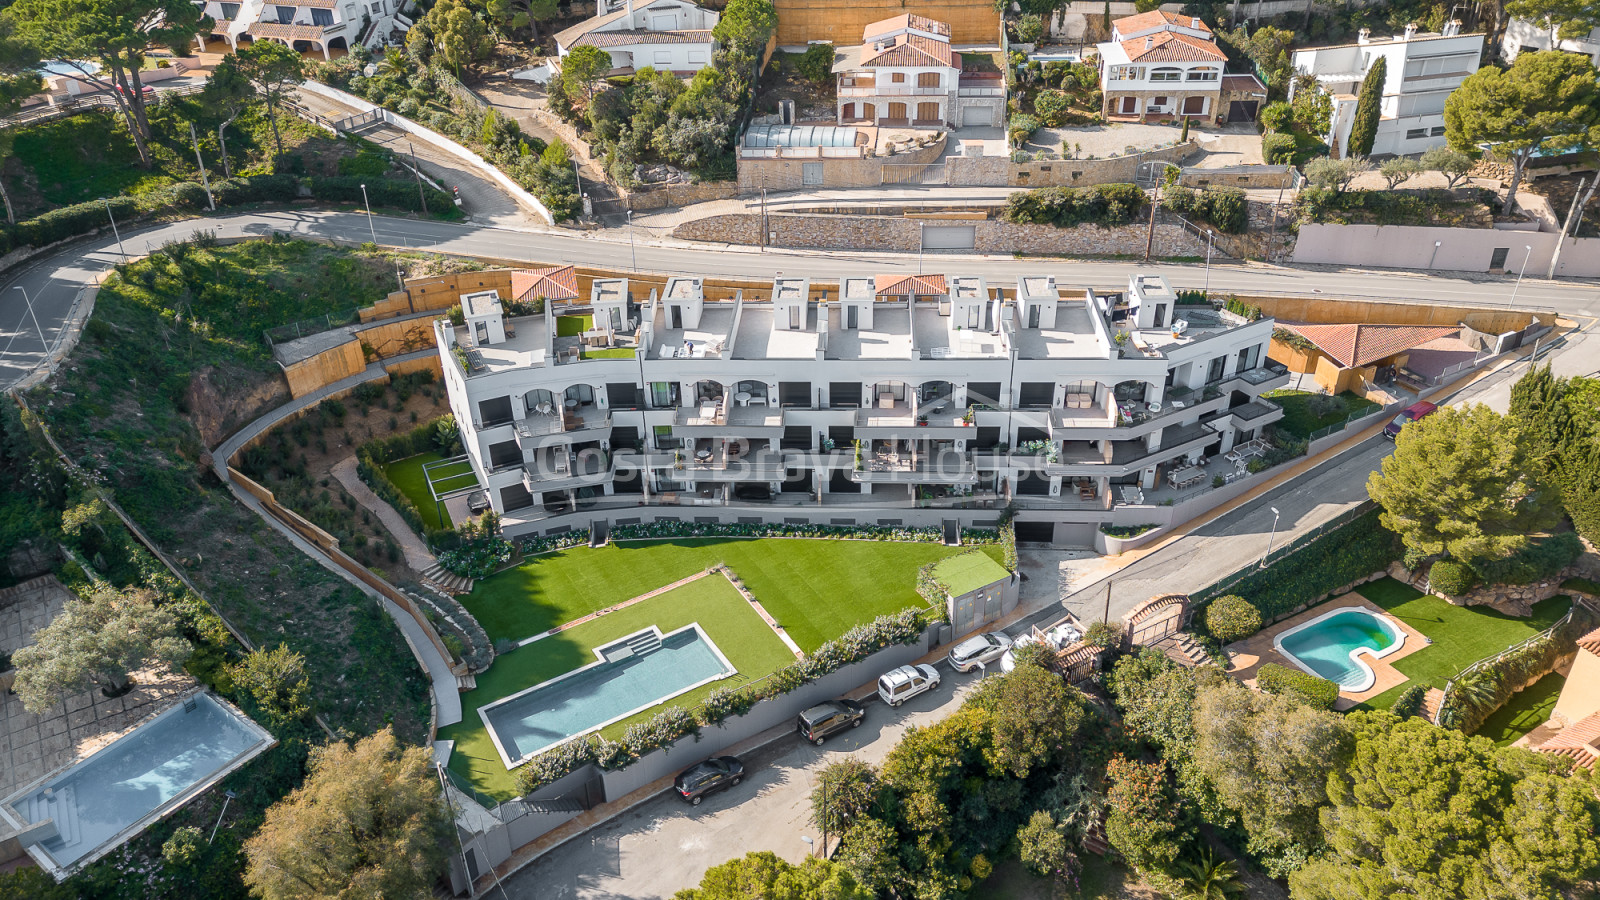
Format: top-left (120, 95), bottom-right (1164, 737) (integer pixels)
top-left (553, 0), bottom-right (719, 76)
top-left (196, 0), bottom-right (411, 58)
top-left (432, 269), bottom-right (1293, 547)
top-left (1501, 18), bottom-right (1600, 67)
top-left (832, 15), bottom-right (1004, 128)
top-left (1096, 11), bottom-right (1228, 122)
top-left (1289, 23), bottom-right (1484, 157)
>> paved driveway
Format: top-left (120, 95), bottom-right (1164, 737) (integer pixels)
top-left (499, 666), bottom-right (987, 899)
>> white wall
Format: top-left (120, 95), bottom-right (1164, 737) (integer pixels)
top-left (1293, 223), bottom-right (1600, 277)
top-left (600, 41), bottom-right (715, 71)
top-left (1503, 18), bottom-right (1600, 66)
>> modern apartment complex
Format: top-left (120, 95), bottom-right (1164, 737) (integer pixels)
top-left (1290, 23), bottom-right (1483, 157)
top-left (434, 270), bottom-right (1290, 546)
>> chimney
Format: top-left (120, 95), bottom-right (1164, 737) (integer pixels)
top-left (1145, 36), bottom-right (1153, 49)
top-left (1357, 27), bottom-right (1370, 44)
top-left (1191, 16), bottom-right (1200, 28)
top-left (1403, 22), bottom-right (1416, 40)
top-left (1442, 18), bottom-right (1460, 36)
top-left (625, 0), bottom-right (635, 23)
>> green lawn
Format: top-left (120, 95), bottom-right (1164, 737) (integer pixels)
top-left (380, 452), bottom-right (474, 531)
top-left (582, 346), bottom-right (636, 359)
top-left (1264, 389), bottom-right (1381, 440)
top-left (555, 313), bottom-right (594, 337)
top-left (934, 551), bottom-right (1011, 596)
top-left (1477, 672), bottom-right (1565, 746)
top-left (462, 537), bottom-right (1001, 651)
top-left (440, 575), bottom-right (795, 799)
top-left (1353, 577), bottom-right (1573, 711)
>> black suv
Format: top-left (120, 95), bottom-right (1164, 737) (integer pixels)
top-left (734, 484), bottom-right (773, 502)
top-left (674, 756), bottom-right (745, 806)
top-left (796, 699), bottom-right (865, 745)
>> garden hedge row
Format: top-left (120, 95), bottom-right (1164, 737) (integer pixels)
top-left (1192, 507), bottom-right (1401, 621)
top-left (516, 607), bottom-right (929, 793)
top-left (1001, 183), bottom-right (1148, 229)
top-left (1469, 532), bottom-right (1583, 586)
top-left (1437, 604), bottom-right (1595, 733)
top-left (1255, 663), bottom-right (1339, 710)
top-left (354, 414), bottom-right (461, 548)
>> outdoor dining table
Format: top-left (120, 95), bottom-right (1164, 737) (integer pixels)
top-left (1168, 465), bottom-right (1204, 488)
top-left (1118, 485), bottom-right (1144, 504)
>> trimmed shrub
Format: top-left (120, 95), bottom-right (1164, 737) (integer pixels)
top-left (1203, 595), bottom-right (1262, 643)
top-left (1390, 683), bottom-right (1428, 719)
top-left (1469, 532), bottom-right (1583, 586)
top-left (795, 44), bottom-right (836, 85)
top-left (1008, 113), bottom-right (1041, 147)
top-left (1428, 559), bottom-right (1478, 596)
top-left (1262, 132), bottom-right (1296, 165)
top-left (1034, 90), bottom-right (1073, 127)
top-left (1164, 185), bottom-right (1248, 234)
top-left (1255, 663), bottom-right (1339, 710)
top-left (1259, 101), bottom-right (1293, 133)
top-left (1002, 183), bottom-right (1147, 228)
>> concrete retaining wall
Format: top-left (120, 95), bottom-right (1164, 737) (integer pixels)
top-left (672, 213), bottom-right (1205, 257)
top-left (1292, 222), bottom-right (1600, 278)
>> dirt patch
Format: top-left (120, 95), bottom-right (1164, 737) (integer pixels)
top-left (758, 52), bottom-right (837, 121)
top-left (1525, 174), bottom-right (1600, 238)
top-left (187, 365), bottom-right (290, 448)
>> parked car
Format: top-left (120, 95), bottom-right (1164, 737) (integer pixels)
top-left (877, 664), bottom-right (941, 707)
top-left (734, 483), bottom-right (773, 502)
top-left (796, 698), bottom-right (865, 744)
top-left (1000, 622), bottom-right (1082, 673)
top-left (947, 632), bottom-right (1013, 673)
top-left (1383, 401), bottom-right (1438, 440)
top-left (674, 756), bottom-right (745, 806)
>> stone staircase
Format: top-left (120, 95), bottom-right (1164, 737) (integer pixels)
top-left (1421, 687), bottom-right (1446, 724)
top-left (455, 673), bottom-right (477, 692)
top-left (1155, 631), bottom-right (1214, 668)
top-left (420, 564), bottom-right (474, 595)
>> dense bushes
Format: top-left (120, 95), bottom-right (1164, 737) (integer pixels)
top-left (1296, 187), bottom-right (1496, 227)
top-left (1469, 532), bottom-right (1583, 586)
top-left (1164, 185), bottom-right (1248, 234)
top-left (1002, 183), bottom-right (1147, 228)
top-left (1428, 559), bottom-right (1478, 596)
top-left (517, 607), bottom-right (929, 793)
top-left (1255, 663), bottom-right (1339, 710)
top-left (354, 413), bottom-right (462, 547)
top-left (1390, 684), bottom-right (1428, 719)
top-left (1203, 595), bottom-right (1262, 643)
top-left (1192, 508), bottom-right (1401, 621)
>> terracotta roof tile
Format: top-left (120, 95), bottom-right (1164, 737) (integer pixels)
top-left (860, 34), bottom-right (955, 68)
top-left (863, 13), bottom-right (950, 40)
top-left (874, 274), bottom-right (947, 296)
top-left (512, 266), bottom-right (579, 302)
top-left (247, 22), bottom-right (330, 40)
top-left (1535, 712), bottom-right (1600, 770)
top-left (1121, 31), bottom-right (1227, 62)
top-left (574, 28), bottom-right (712, 47)
top-left (1578, 626), bottom-right (1600, 656)
top-left (1113, 9), bottom-right (1212, 35)
top-left (1276, 322), bottom-right (1461, 369)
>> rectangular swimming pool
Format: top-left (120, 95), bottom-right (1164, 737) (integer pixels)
top-left (480, 624), bottom-right (735, 767)
top-left (1, 692), bottom-right (274, 878)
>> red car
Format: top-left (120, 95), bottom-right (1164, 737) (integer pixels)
top-left (1383, 401), bottom-right (1437, 440)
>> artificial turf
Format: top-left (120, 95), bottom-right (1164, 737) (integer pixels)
top-left (380, 452), bottom-right (474, 531)
top-left (461, 537), bottom-right (1002, 651)
top-left (1352, 577), bottom-right (1573, 711)
top-left (1262, 389), bottom-right (1381, 440)
top-left (933, 551), bottom-right (1011, 597)
top-left (439, 575), bottom-right (795, 799)
top-left (1477, 672), bottom-right (1565, 746)
top-left (555, 313), bottom-right (594, 337)
top-left (581, 346), bottom-right (636, 359)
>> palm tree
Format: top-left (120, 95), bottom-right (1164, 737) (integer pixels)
top-left (1173, 849), bottom-right (1245, 900)
top-left (1443, 666), bottom-right (1503, 729)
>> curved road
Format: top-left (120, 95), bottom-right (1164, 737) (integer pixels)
top-left (3, 208), bottom-right (1597, 388)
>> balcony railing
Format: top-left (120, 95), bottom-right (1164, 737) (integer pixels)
top-left (838, 83), bottom-right (946, 96)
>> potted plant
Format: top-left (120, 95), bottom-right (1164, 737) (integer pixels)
top-left (963, 407), bottom-right (975, 425)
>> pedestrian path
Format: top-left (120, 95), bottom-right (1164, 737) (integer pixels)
top-left (330, 455), bottom-right (435, 572)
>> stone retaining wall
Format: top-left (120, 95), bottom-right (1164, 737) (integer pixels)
top-left (623, 180), bottom-right (740, 211)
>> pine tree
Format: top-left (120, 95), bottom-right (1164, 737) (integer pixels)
top-left (1346, 56), bottom-right (1385, 158)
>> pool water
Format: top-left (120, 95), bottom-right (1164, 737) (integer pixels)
top-left (481, 624), bottom-right (735, 766)
top-left (3, 693), bottom-right (273, 875)
top-left (1274, 608), bottom-right (1405, 692)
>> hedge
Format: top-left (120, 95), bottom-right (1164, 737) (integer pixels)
top-left (1203, 595), bottom-right (1262, 643)
top-left (1002, 183), bottom-right (1148, 229)
top-left (1469, 532), bottom-right (1583, 586)
top-left (1191, 507), bottom-right (1401, 621)
top-left (1255, 663), bottom-right (1339, 710)
top-left (1428, 559), bottom-right (1477, 596)
top-left (354, 414), bottom-right (461, 547)
top-left (608, 519), bottom-right (1006, 549)
top-left (516, 607), bottom-right (928, 793)
top-left (1164, 185), bottom-right (1248, 234)
top-left (1262, 133), bottom-right (1295, 165)
top-left (1390, 683), bottom-right (1428, 720)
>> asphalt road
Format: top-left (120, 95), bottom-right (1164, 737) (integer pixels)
top-left (4, 209), bottom-right (1599, 388)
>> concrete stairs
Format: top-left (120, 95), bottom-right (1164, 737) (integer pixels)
top-left (1155, 631), bottom-right (1214, 668)
top-left (455, 673), bottom-right (477, 692)
top-left (1421, 687), bottom-right (1446, 724)
top-left (622, 630), bottom-right (662, 656)
top-left (421, 564), bottom-right (474, 595)
top-left (942, 519), bottom-right (960, 546)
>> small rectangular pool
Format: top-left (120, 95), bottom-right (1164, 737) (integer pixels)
top-left (481, 624), bottom-right (735, 767)
top-left (1, 692), bottom-right (274, 879)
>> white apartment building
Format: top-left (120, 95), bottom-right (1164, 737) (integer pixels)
top-left (197, 0), bottom-right (409, 58)
top-left (553, 0), bottom-right (719, 76)
top-left (832, 15), bottom-right (1005, 128)
top-left (1290, 23), bottom-right (1484, 158)
top-left (434, 270), bottom-right (1290, 546)
top-left (1502, 18), bottom-right (1600, 67)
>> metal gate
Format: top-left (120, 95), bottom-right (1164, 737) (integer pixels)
top-left (920, 224), bottom-right (976, 251)
top-left (882, 164), bottom-right (947, 186)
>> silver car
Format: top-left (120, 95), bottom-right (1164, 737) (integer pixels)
top-left (947, 632), bottom-right (1013, 673)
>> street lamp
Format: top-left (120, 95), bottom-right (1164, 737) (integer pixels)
top-left (359, 184), bottom-right (378, 245)
top-left (1428, 240), bottom-right (1442, 269)
top-left (1259, 506), bottom-right (1281, 569)
top-left (801, 835), bottom-right (815, 858)
top-left (1203, 231), bottom-right (1214, 297)
top-left (1509, 244), bottom-right (1534, 307)
top-left (12, 285), bottom-right (47, 351)
top-left (102, 198), bottom-right (126, 259)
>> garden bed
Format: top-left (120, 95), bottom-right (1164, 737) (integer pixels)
top-left (1263, 389), bottom-right (1381, 440)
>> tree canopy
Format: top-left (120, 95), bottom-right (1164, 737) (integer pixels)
top-left (674, 852), bottom-right (872, 900)
top-left (562, 44), bottom-right (613, 108)
top-left (1367, 404), bottom-right (1563, 563)
top-left (712, 0), bottom-right (777, 56)
top-left (1445, 51), bottom-right (1600, 216)
top-left (243, 727), bottom-right (449, 900)
top-left (1288, 712), bottom-right (1600, 900)
top-left (235, 41), bottom-right (305, 159)
top-left (408, 0), bottom-right (493, 76)
top-left (1505, 0), bottom-right (1600, 41)
top-left (1346, 56), bottom-right (1385, 157)
top-left (11, 584), bottom-right (191, 712)
top-left (1510, 364), bottom-right (1600, 544)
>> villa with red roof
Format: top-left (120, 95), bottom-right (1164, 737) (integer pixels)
top-left (1516, 622), bottom-right (1600, 771)
top-left (1095, 11), bottom-right (1264, 123)
top-left (1267, 321), bottom-right (1471, 394)
top-left (833, 15), bottom-right (1004, 128)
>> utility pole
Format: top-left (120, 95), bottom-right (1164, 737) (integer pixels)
top-left (102, 198), bottom-right (126, 259)
top-left (1143, 178), bottom-right (1162, 262)
top-left (1102, 578), bottom-right (1113, 623)
top-left (408, 141), bottom-right (428, 215)
top-left (1547, 175), bottom-right (1587, 279)
top-left (188, 123), bottom-right (216, 211)
top-left (760, 178), bottom-right (768, 252)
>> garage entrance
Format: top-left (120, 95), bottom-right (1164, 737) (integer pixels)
top-left (1227, 100), bottom-right (1259, 122)
top-left (1014, 521), bottom-right (1054, 543)
top-left (921, 224), bottom-right (976, 251)
top-left (961, 104), bottom-right (991, 126)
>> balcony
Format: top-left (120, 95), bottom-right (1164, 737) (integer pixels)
top-left (515, 406), bottom-right (611, 448)
top-left (854, 401), bottom-right (972, 436)
top-left (838, 80), bottom-right (946, 97)
top-left (851, 449), bottom-right (976, 485)
top-left (522, 447), bottom-right (612, 492)
top-left (672, 400), bottom-right (785, 437)
top-left (679, 443), bottom-right (789, 482)
top-left (1220, 363), bottom-right (1291, 394)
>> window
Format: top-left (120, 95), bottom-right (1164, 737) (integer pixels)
top-left (370, 1), bottom-right (381, 12)
top-left (310, 8), bottom-right (332, 25)
top-left (220, 2), bottom-right (239, 16)
top-left (1152, 304), bottom-right (1166, 328)
top-left (891, 72), bottom-right (906, 83)
top-left (607, 383), bottom-right (640, 409)
top-left (654, 51), bottom-right (671, 64)
top-left (649, 382), bottom-right (678, 408)
top-left (779, 381), bottom-right (811, 408)
top-left (274, 5), bottom-right (294, 22)
top-left (1018, 383), bottom-right (1054, 408)
top-left (1206, 355), bottom-right (1226, 384)
top-left (565, 384), bottom-right (595, 407)
top-left (488, 440), bottom-right (521, 470)
top-left (1186, 67), bottom-right (1219, 81)
top-left (688, 51), bottom-right (706, 64)
top-left (1430, 125), bottom-right (1445, 137)
top-left (917, 72), bottom-right (940, 88)
top-left (829, 382), bottom-right (861, 408)
top-left (478, 396), bottom-right (513, 427)
top-left (1111, 65), bottom-right (1144, 81)
top-left (1406, 128), bottom-right (1428, 139)
top-left (1150, 67), bottom-right (1182, 82)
